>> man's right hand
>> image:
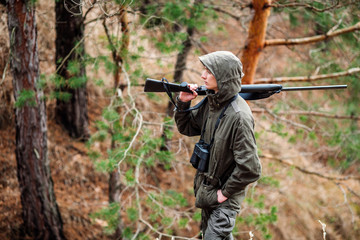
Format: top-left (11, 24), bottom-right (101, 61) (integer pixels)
top-left (179, 84), bottom-right (198, 102)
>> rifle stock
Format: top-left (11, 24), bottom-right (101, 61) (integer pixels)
top-left (144, 78), bottom-right (347, 100)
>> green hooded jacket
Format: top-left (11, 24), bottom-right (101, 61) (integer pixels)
top-left (175, 51), bottom-right (261, 212)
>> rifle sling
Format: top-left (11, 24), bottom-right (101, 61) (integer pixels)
top-left (162, 77), bottom-right (208, 113)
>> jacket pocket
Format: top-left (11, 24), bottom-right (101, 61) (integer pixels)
top-left (195, 182), bottom-right (219, 209)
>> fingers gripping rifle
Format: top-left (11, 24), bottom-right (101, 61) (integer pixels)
top-left (144, 78), bottom-right (347, 101)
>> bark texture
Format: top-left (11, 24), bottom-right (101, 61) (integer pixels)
top-left (162, 0), bottom-right (203, 151)
top-left (166, 0), bottom-right (203, 116)
top-left (7, 0), bottom-right (65, 239)
top-left (115, 5), bottom-right (129, 89)
top-left (165, 26), bottom-right (195, 116)
top-left (241, 0), bottom-right (272, 84)
top-left (106, 6), bottom-right (130, 239)
top-left (264, 21), bottom-right (360, 47)
top-left (55, 0), bottom-right (89, 140)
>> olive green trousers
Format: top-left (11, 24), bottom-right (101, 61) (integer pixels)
top-left (201, 207), bottom-right (237, 240)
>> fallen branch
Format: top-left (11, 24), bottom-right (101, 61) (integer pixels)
top-left (253, 102), bottom-right (313, 132)
top-left (339, 183), bottom-right (360, 200)
top-left (204, 5), bottom-right (241, 20)
top-left (255, 67), bottom-right (360, 83)
top-left (252, 109), bottom-right (360, 121)
top-left (261, 153), bottom-right (360, 181)
top-left (264, 22), bottom-right (360, 47)
top-left (269, 0), bottom-right (340, 13)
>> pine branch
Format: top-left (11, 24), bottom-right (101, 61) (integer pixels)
top-left (255, 67), bottom-right (360, 83)
top-left (261, 154), bottom-right (360, 181)
top-left (276, 111), bottom-right (360, 121)
top-left (253, 102), bottom-right (313, 132)
top-left (252, 109), bottom-right (360, 121)
top-left (264, 22), bottom-right (360, 47)
top-left (203, 1), bottom-right (251, 21)
top-left (203, 5), bottom-right (241, 21)
top-left (340, 183), bottom-right (360, 200)
top-left (269, 0), bottom-right (340, 12)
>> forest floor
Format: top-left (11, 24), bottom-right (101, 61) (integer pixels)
top-left (0, 98), bottom-right (109, 239)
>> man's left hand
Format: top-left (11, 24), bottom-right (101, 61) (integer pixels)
top-left (217, 189), bottom-right (228, 203)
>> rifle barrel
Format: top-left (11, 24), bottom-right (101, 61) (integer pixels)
top-left (282, 85), bottom-right (347, 91)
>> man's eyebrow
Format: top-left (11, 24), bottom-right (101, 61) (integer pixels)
top-left (205, 67), bottom-right (212, 74)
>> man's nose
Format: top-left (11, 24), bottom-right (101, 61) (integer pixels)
top-left (201, 71), bottom-right (206, 79)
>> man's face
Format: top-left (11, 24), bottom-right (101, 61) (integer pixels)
top-left (201, 67), bottom-right (218, 92)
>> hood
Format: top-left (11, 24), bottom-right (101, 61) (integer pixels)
top-left (199, 51), bottom-right (244, 106)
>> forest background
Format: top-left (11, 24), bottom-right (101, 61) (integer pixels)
top-left (0, 0), bottom-right (359, 239)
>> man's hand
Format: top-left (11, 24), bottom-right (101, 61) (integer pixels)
top-left (217, 189), bottom-right (228, 203)
top-left (179, 84), bottom-right (198, 102)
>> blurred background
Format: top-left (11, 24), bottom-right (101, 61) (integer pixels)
top-left (0, 0), bottom-right (359, 239)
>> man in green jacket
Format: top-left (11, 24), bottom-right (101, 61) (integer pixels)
top-left (175, 51), bottom-right (262, 239)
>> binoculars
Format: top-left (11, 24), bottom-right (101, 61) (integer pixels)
top-left (190, 140), bottom-right (210, 172)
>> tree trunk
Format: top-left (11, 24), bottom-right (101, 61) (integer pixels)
top-left (161, 0), bottom-right (203, 151)
top-left (160, 23), bottom-right (194, 152)
top-left (7, 1), bottom-right (65, 239)
top-left (55, 0), bottom-right (89, 140)
top-left (115, 5), bottom-right (129, 89)
top-left (241, 0), bottom-right (271, 84)
top-left (109, 169), bottom-right (123, 238)
top-left (165, 26), bottom-right (195, 116)
top-left (105, 6), bottom-right (130, 239)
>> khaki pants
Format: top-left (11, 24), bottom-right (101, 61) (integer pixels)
top-left (201, 207), bottom-right (237, 240)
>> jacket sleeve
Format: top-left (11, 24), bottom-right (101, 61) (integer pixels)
top-left (221, 115), bottom-right (262, 198)
top-left (174, 97), bottom-right (204, 137)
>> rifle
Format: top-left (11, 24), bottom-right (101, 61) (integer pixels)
top-left (144, 78), bottom-right (347, 100)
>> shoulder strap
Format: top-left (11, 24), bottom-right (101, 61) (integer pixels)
top-left (209, 94), bottom-right (238, 146)
top-left (182, 96), bottom-right (208, 113)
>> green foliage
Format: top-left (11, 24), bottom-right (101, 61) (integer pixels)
top-left (121, 227), bottom-right (151, 240)
top-left (271, 1), bottom-right (360, 168)
top-left (288, 129), bottom-right (304, 144)
top-left (125, 169), bottom-right (135, 185)
top-left (178, 217), bottom-right (189, 229)
top-left (28, 0), bottom-right (38, 6)
top-left (137, 0), bottom-right (216, 54)
top-left (114, 0), bottom-right (133, 6)
top-left (103, 108), bottom-right (120, 122)
top-left (154, 32), bottom-right (188, 53)
top-left (270, 123), bottom-right (288, 138)
top-left (193, 210), bottom-right (202, 222)
top-left (68, 76), bottom-right (87, 89)
top-left (51, 91), bottom-right (72, 101)
top-left (86, 80), bottom-right (192, 238)
top-left (238, 195), bottom-right (278, 239)
top-left (145, 92), bottom-right (162, 102)
top-left (326, 125), bottom-right (360, 170)
top-left (90, 203), bottom-right (121, 235)
top-left (15, 89), bottom-right (37, 108)
top-left (163, 190), bottom-right (188, 207)
top-left (288, 12), bottom-right (299, 28)
top-left (67, 60), bottom-right (81, 75)
top-left (36, 59), bottom-right (91, 103)
top-left (259, 176), bottom-right (280, 188)
top-left (126, 207), bottom-right (138, 222)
